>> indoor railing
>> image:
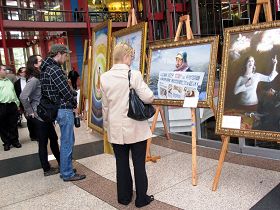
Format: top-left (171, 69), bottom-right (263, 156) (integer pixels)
top-left (0, 6), bottom-right (130, 23)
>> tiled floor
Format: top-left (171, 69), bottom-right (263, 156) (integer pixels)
top-left (0, 121), bottom-right (279, 210)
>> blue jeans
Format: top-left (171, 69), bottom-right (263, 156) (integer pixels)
top-left (56, 109), bottom-right (75, 179)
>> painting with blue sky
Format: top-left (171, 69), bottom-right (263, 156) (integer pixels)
top-left (149, 43), bottom-right (212, 101)
top-left (116, 30), bottom-right (142, 71)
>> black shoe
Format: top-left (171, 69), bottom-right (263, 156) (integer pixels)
top-left (63, 174), bottom-right (86, 182)
top-left (12, 142), bottom-right (22, 148)
top-left (44, 167), bottom-right (60, 177)
top-left (135, 195), bottom-right (154, 208)
top-left (59, 168), bottom-right (77, 179)
top-left (4, 145), bottom-right (10, 151)
top-left (118, 198), bottom-right (132, 206)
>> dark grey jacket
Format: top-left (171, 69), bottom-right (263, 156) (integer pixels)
top-left (20, 77), bottom-right (41, 119)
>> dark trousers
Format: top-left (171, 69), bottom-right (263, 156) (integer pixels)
top-left (27, 118), bottom-right (37, 139)
top-left (30, 118), bottom-right (60, 171)
top-left (0, 103), bottom-right (19, 146)
top-left (112, 140), bottom-right (149, 206)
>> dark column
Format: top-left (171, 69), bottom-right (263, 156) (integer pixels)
top-left (0, 6), bottom-right (9, 65)
top-left (39, 31), bottom-right (48, 58)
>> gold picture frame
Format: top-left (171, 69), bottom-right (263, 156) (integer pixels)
top-left (216, 20), bottom-right (280, 141)
top-left (146, 36), bottom-right (219, 108)
top-left (88, 20), bottom-right (112, 134)
top-left (111, 22), bottom-right (147, 75)
top-left (79, 39), bottom-right (89, 114)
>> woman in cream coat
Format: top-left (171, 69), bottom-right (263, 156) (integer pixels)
top-left (101, 43), bottom-right (154, 208)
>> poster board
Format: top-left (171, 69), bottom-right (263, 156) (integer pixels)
top-left (88, 20), bottom-right (112, 134)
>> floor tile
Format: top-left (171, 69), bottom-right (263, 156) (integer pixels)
top-left (0, 169), bottom-right (72, 207)
top-left (1, 185), bottom-right (117, 210)
top-left (77, 154), bottom-right (116, 176)
top-left (155, 162), bottom-right (280, 210)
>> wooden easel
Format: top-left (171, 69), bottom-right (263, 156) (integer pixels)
top-left (211, 0), bottom-right (273, 191)
top-left (146, 106), bottom-right (171, 163)
top-left (174, 15), bottom-right (198, 186)
top-left (127, 8), bottom-right (138, 27)
top-left (125, 9), bottom-right (171, 163)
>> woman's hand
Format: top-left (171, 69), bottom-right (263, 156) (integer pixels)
top-left (272, 55), bottom-right (277, 65)
top-left (245, 78), bottom-right (252, 87)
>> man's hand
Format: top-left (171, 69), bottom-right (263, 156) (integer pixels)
top-left (73, 108), bottom-right (79, 115)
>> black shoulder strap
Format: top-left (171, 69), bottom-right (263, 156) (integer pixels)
top-left (128, 70), bottom-right (131, 88)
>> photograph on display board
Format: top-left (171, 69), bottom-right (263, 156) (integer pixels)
top-left (216, 21), bottom-right (280, 141)
top-left (111, 22), bottom-right (147, 74)
top-left (79, 39), bottom-right (89, 114)
top-left (88, 20), bottom-right (112, 134)
top-left (146, 36), bottom-right (219, 107)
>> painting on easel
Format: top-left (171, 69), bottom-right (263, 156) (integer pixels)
top-left (111, 22), bottom-right (147, 75)
top-left (216, 20), bottom-right (280, 141)
top-left (147, 36), bottom-right (219, 108)
top-left (88, 20), bottom-right (112, 134)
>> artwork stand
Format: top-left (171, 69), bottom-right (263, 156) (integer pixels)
top-left (80, 39), bottom-right (89, 123)
top-left (211, 0), bottom-right (273, 191)
top-left (126, 9), bottom-right (171, 163)
top-left (146, 106), bottom-right (171, 163)
top-left (174, 15), bottom-right (198, 186)
top-left (86, 40), bottom-right (92, 130)
top-left (127, 8), bottom-right (138, 27)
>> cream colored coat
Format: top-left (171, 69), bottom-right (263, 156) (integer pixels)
top-left (100, 64), bottom-right (154, 145)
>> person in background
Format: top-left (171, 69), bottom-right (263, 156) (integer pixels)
top-left (0, 64), bottom-right (22, 151)
top-left (14, 67), bottom-right (37, 140)
top-left (5, 66), bottom-right (17, 83)
top-left (101, 43), bottom-right (154, 208)
top-left (73, 8), bottom-right (79, 22)
top-left (40, 44), bottom-right (86, 181)
top-left (68, 67), bottom-right (79, 90)
top-left (79, 8), bottom-right (84, 22)
top-left (20, 55), bottom-right (60, 176)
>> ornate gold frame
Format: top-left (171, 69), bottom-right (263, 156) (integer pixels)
top-left (216, 20), bottom-right (280, 141)
top-left (88, 20), bottom-right (112, 134)
top-left (78, 39), bottom-right (89, 114)
top-left (111, 22), bottom-right (147, 75)
top-left (146, 36), bottom-right (219, 108)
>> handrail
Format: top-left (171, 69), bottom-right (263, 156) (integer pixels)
top-left (0, 6), bottom-right (130, 23)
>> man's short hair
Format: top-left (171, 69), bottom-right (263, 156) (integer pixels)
top-left (48, 44), bottom-right (72, 57)
top-left (113, 43), bottom-right (134, 64)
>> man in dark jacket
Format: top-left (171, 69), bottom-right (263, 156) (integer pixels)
top-left (40, 44), bottom-right (86, 181)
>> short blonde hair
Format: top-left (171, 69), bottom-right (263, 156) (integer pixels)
top-left (113, 42), bottom-right (134, 64)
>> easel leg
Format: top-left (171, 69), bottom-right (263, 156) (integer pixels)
top-left (159, 106), bottom-right (171, 140)
top-left (191, 108), bottom-right (197, 186)
top-left (212, 136), bottom-right (230, 191)
top-left (146, 107), bottom-right (161, 162)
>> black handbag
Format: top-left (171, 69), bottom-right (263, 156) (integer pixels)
top-left (127, 70), bottom-right (155, 121)
top-left (37, 96), bottom-right (59, 122)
